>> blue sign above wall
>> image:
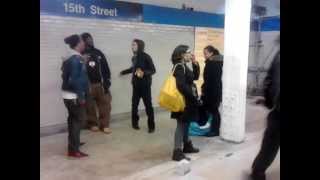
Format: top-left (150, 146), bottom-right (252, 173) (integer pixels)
top-left (40, 0), bottom-right (225, 28)
top-left (143, 5), bottom-right (224, 28)
top-left (251, 16), bottom-right (280, 31)
top-left (40, 0), bottom-right (143, 22)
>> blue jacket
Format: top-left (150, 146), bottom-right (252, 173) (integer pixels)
top-left (61, 54), bottom-right (89, 101)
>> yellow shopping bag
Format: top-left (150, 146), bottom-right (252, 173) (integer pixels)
top-left (158, 64), bottom-right (185, 112)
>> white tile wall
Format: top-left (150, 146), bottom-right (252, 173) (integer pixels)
top-left (247, 31), bottom-right (280, 93)
top-left (40, 15), bottom-right (195, 127)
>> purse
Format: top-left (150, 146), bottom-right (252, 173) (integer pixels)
top-left (158, 63), bottom-right (185, 112)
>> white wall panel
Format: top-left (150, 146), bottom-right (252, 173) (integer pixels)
top-left (40, 15), bottom-right (194, 127)
top-left (247, 31), bottom-right (280, 94)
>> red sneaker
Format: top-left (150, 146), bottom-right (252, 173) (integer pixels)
top-left (79, 151), bottom-right (89, 157)
top-left (68, 151), bottom-right (88, 158)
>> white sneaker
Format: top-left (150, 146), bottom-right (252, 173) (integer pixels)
top-left (90, 126), bottom-right (99, 132)
top-left (102, 128), bottom-right (112, 134)
top-left (199, 122), bottom-right (210, 129)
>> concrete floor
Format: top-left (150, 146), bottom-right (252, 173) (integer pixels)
top-left (40, 98), bottom-right (280, 180)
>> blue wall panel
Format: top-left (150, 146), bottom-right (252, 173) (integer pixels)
top-left (143, 5), bottom-right (224, 28)
top-left (251, 16), bottom-right (280, 31)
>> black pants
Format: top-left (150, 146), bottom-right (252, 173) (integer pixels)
top-left (198, 105), bottom-right (209, 126)
top-left (252, 110), bottom-right (280, 175)
top-left (131, 82), bottom-right (155, 130)
top-left (174, 117), bottom-right (190, 149)
top-left (64, 99), bottom-right (85, 152)
top-left (208, 106), bottom-right (221, 134)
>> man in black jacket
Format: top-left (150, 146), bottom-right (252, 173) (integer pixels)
top-left (201, 45), bottom-right (223, 137)
top-left (120, 39), bottom-right (156, 133)
top-left (251, 51), bottom-right (280, 180)
top-left (81, 33), bottom-right (112, 134)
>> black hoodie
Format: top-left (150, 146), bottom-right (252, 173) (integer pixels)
top-left (120, 52), bottom-right (156, 86)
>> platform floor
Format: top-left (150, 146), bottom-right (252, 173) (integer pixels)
top-left (40, 98), bottom-right (280, 180)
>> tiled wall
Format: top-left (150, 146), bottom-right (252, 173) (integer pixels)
top-left (40, 14), bottom-right (279, 127)
top-left (247, 30), bottom-right (280, 95)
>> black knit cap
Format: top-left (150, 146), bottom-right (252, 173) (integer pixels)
top-left (64, 34), bottom-right (81, 49)
top-left (81, 32), bottom-right (92, 41)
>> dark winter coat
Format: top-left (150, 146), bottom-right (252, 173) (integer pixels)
top-left (201, 54), bottom-right (223, 110)
top-left (264, 51), bottom-right (280, 112)
top-left (120, 52), bottom-right (156, 86)
top-left (83, 46), bottom-right (111, 92)
top-left (171, 61), bottom-right (200, 120)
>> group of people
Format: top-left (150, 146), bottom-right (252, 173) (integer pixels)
top-left (61, 33), bottom-right (223, 160)
top-left (61, 32), bottom-right (280, 180)
top-left (169, 45), bottom-right (223, 161)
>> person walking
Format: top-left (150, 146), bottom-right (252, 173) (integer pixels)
top-left (170, 45), bottom-right (201, 161)
top-left (81, 33), bottom-right (112, 134)
top-left (61, 34), bottom-right (89, 158)
top-left (251, 50), bottom-right (280, 180)
top-left (120, 39), bottom-right (156, 133)
top-left (201, 45), bottom-right (223, 137)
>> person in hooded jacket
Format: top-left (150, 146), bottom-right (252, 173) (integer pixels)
top-left (61, 34), bottom-right (89, 158)
top-left (120, 39), bottom-right (156, 133)
top-left (170, 45), bottom-right (201, 161)
top-left (201, 45), bottom-right (223, 137)
top-left (80, 33), bottom-right (112, 134)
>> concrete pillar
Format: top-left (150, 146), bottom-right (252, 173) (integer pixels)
top-left (220, 0), bottom-right (252, 143)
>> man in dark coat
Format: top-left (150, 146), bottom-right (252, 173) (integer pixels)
top-left (251, 50), bottom-right (280, 180)
top-left (81, 33), bottom-right (112, 134)
top-left (201, 45), bottom-right (223, 137)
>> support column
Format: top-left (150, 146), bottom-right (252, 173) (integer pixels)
top-left (221, 0), bottom-right (252, 142)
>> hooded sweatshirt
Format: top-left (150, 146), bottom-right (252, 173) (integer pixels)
top-left (61, 49), bottom-right (89, 101)
top-left (120, 52), bottom-right (156, 86)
